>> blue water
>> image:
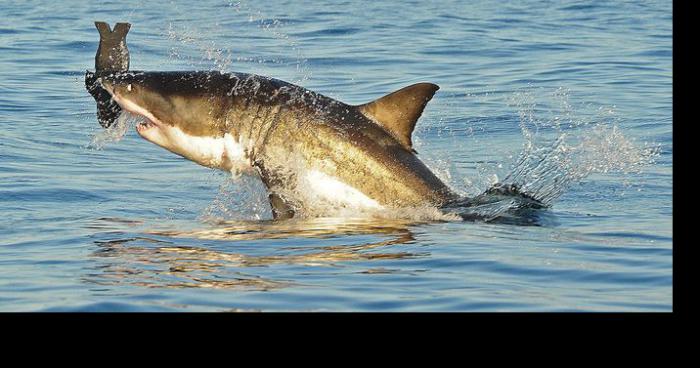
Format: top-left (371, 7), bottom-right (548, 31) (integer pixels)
top-left (0, 0), bottom-right (672, 311)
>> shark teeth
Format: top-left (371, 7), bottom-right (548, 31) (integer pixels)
top-left (136, 120), bottom-right (157, 131)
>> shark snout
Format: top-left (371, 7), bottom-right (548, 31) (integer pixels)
top-left (97, 79), bottom-right (122, 108)
top-left (97, 78), bottom-right (137, 109)
top-left (97, 77), bottom-right (134, 100)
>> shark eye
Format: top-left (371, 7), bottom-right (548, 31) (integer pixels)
top-left (127, 84), bottom-right (132, 92)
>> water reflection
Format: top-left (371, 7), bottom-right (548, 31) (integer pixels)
top-left (85, 217), bottom-right (420, 291)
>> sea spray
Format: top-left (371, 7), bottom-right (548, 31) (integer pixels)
top-left (87, 111), bottom-right (142, 150)
top-left (489, 88), bottom-right (659, 207)
top-left (162, 1), bottom-right (311, 84)
top-left (200, 173), bottom-right (272, 222)
top-left (423, 87), bottom-right (661, 221)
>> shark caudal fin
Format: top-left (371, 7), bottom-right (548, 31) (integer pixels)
top-left (356, 82), bottom-right (439, 152)
top-left (465, 183), bottom-right (546, 209)
top-left (441, 183), bottom-right (547, 223)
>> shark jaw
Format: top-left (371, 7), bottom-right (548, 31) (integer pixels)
top-left (101, 82), bottom-right (254, 175)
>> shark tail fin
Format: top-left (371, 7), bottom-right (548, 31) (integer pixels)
top-left (356, 82), bottom-right (439, 152)
top-left (469, 183), bottom-right (546, 209)
top-left (441, 183), bottom-right (547, 224)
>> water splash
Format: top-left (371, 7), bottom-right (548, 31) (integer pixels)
top-left (500, 87), bottom-right (660, 206)
top-left (422, 87), bottom-right (662, 222)
top-left (87, 111), bottom-right (142, 150)
top-left (163, 1), bottom-right (311, 84)
top-left (200, 173), bottom-right (272, 222)
top-left (230, 1), bottom-right (312, 84)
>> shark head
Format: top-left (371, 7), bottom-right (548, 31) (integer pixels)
top-left (98, 71), bottom-right (254, 174)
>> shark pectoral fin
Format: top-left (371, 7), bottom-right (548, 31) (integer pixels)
top-left (268, 193), bottom-right (295, 220)
top-left (356, 82), bottom-right (439, 151)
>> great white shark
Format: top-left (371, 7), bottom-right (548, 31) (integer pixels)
top-left (86, 22), bottom-right (543, 220)
top-left (97, 71), bottom-right (455, 218)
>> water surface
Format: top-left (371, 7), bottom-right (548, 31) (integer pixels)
top-left (0, 0), bottom-right (672, 311)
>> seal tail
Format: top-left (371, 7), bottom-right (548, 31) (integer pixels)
top-left (85, 21), bottom-right (131, 129)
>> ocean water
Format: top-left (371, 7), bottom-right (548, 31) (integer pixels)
top-left (0, 0), bottom-right (672, 311)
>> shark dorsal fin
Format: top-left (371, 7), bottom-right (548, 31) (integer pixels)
top-left (357, 82), bottom-right (439, 152)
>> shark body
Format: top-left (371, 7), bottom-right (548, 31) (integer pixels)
top-left (99, 70), bottom-right (461, 218)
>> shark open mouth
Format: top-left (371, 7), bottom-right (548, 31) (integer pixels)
top-left (113, 96), bottom-right (162, 133)
top-left (99, 80), bottom-right (165, 134)
top-left (134, 119), bottom-right (158, 134)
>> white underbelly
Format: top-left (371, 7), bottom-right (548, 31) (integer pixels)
top-left (141, 124), bottom-right (254, 175)
top-left (303, 170), bottom-right (383, 210)
top-left (140, 123), bottom-right (383, 211)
